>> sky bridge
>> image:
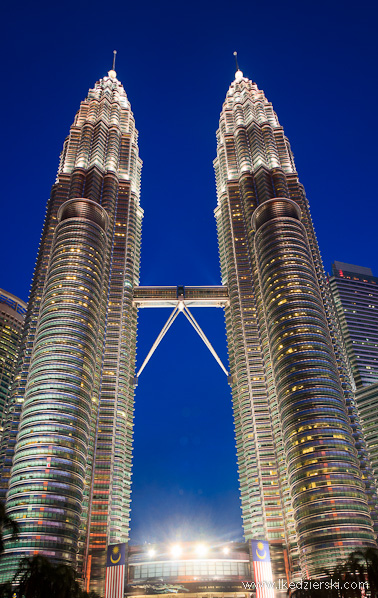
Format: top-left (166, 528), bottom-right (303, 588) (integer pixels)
top-left (132, 285), bottom-right (230, 383)
top-left (133, 285), bottom-right (229, 308)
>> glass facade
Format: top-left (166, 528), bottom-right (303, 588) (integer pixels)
top-left (253, 199), bottom-right (375, 575)
top-left (127, 542), bottom-right (251, 585)
top-left (214, 70), bottom-right (378, 580)
top-left (0, 71), bottom-right (143, 593)
top-left (329, 264), bottom-right (378, 518)
top-left (133, 286), bottom-right (228, 301)
top-left (356, 383), bottom-right (378, 495)
top-left (2, 199), bottom-right (109, 575)
top-left (130, 559), bottom-right (249, 581)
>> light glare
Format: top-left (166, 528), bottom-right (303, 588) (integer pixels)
top-left (170, 544), bottom-right (182, 558)
top-left (195, 544), bottom-right (208, 557)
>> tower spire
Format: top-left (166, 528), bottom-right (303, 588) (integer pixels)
top-left (108, 50), bottom-right (117, 79)
top-left (233, 51), bottom-right (239, 71)
top-left (233, 51), bottom-right (243, 81)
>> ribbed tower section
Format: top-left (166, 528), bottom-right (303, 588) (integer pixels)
top-left (0, 70), bottom-right (143, 591)
top-left (253, 198), bottom-right (375, 575)
top-left (214, 70), bottom-right (378, 580)
top-left (5, 199), bottom-right (108, 567)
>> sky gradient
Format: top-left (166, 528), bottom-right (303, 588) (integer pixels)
top-left (1, 0), bottom-right (378, 545)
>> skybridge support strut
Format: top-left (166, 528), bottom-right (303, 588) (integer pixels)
top-left (182, 305), bottom-right (229, 376)
top-left (134, 302), bottom-right (229, 386)
top-left (136, 306), bottom-right (180, 380)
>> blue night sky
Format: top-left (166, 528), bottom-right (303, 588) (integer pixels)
top-left (1, 0), bottom-right (378, 545)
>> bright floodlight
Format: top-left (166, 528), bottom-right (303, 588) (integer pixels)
top-left (170, 544), bottom-right (182, 558)
top-left (195, 544), bottom-right (208, 557)
top-left (222, 546), bottom-right (230, 555)
top-left (148, 548), bottom-right (156, 558)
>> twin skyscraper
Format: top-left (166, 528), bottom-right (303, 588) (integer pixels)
top-left (0, 62), bottom-right (376, 592)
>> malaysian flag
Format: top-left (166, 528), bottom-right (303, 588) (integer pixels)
top-left (105, 543), bottom-right (126, 598)
top-left (251, 540), bottom-right (274, 598)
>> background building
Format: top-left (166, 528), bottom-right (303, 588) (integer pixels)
top-left (329, 262), bottom-right (378, 516)
top-left (329, 262), bottom-right (378, 388)
top-left (355, 383), bottom-right (378, 503)
top-left (0, 290), bottom-right (26, 435)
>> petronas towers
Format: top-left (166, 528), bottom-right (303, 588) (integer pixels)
top-left (0, 68), bottom-right (142, 591)
top-left (0, 61), bottom-right (377, 591)
top-left (214, 67), bottom-right (378, 579)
